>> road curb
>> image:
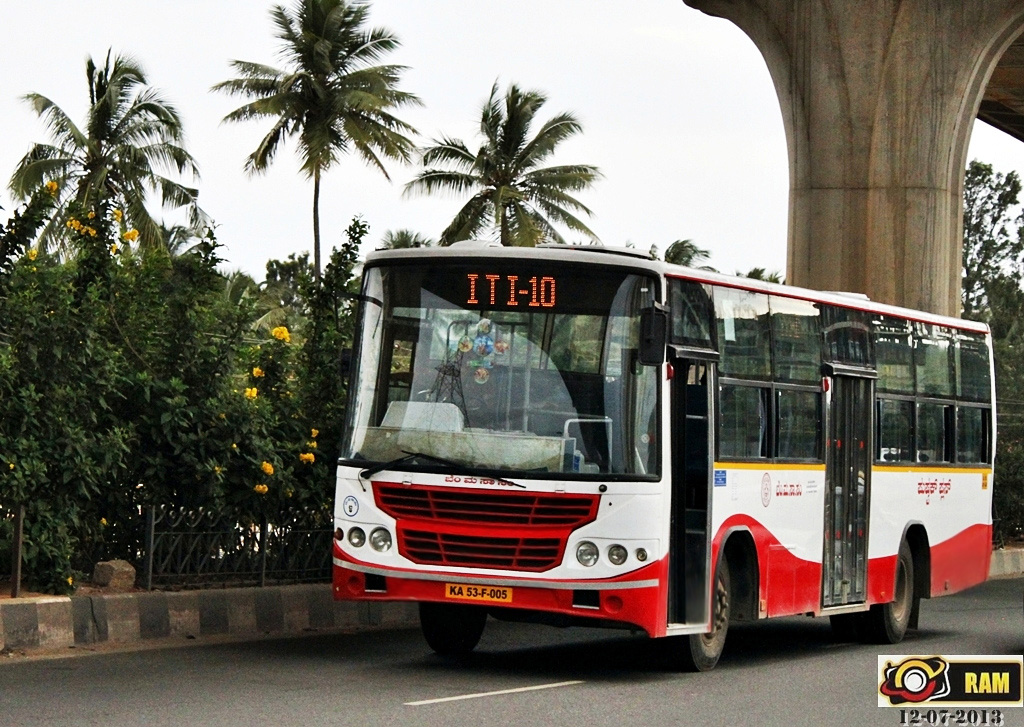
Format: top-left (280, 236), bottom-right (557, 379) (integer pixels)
top-left (1, 584), bottom-right (419, 653)
top-left (4, 549), bottom-right (1023, 654)
top-left (989, 547), bottom-right (1024, 579)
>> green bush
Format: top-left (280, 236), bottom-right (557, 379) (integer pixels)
top-left (0, 193), bottom-right (362, 593)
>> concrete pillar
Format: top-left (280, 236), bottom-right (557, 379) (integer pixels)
top-left (684, 0), bottom-right (1024, 317)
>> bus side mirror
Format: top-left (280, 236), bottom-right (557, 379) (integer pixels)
top-left (638, 304), bottom-right (668, 366)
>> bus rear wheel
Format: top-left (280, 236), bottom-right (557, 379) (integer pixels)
top-left (674, 557), bottom-right (731, 672)
top-left (864, 540), bottom-right (914, 644)
top-left (419, 602), bottom-right (487, 656)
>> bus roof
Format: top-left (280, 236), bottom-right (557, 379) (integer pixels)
top-left (363, 241), bottom-right (989, 335)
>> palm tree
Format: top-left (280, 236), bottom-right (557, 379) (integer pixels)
top-left (405, 81), bottom-right (602, 247)
top-left (741, 267), bottom-right (785, 284)
top-left (664, 239), bottom-right (713, 268)
top-left (212, 0), bottom-right (420, 279)
top-left (8, 51), bottom-right (204, 254)
top-left (380, 228), bottom-right (434, 249)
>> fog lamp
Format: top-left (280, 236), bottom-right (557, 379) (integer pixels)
top-left (347, 527), bottom-right (366, 547)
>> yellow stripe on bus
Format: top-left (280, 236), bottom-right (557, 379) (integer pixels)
top-left (873, 465), bottom-right (993, 476)
top-left (713, 462), bottom-right (826, 471)
top-left (713, 462), bottom-right (992, 476)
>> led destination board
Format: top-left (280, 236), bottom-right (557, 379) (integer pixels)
top-left (465, 273), bottom-right (556, 308)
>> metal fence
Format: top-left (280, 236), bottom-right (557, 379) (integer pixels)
top-left (0, 507), bottom-right (13, 581)
top-left (142, 505), bottom-right (333, 589)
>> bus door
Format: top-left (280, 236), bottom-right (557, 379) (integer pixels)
top-left (822, 374), bottom-right (873, 607)
top-left (668, 357), bottom-right (714, 625)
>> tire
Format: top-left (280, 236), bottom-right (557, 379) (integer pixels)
top-left (674, 557), bottom-right (731, 672)
top-left (864, 540), bottom-right (914, 644)
top-left (419, 602), bottom-right (487, 656)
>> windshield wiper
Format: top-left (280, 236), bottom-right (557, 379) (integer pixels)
top-left (358, 450), bottom-right (525, 488)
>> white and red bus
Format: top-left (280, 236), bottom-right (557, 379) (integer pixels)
top-left (333, 241), bottom-right (995, 670)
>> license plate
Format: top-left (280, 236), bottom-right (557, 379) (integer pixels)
top-left (444, 583), bottom-right (513, 604)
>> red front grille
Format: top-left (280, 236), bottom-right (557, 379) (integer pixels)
top-left (373, 483), bottom-right (599, 572)
top-left (401, 528), bottom-right (564, 571)
top-left (374, 483), bottom-right (598, 526)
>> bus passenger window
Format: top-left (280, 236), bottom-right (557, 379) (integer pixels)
top-left (877, 398), bottom-right (913, 462)
top-left (957, 333), bottom-right (991, 402)
top-left (916, 402), bottom-right (951, 463)
top-left (776, 389), bottom-right (820, 460)
top-left (668, 279), bottom-right (714, 349)
top-left (915, 325), bottom-right (955, 398)
top-left (874, 316), bottom-right (914, 395)
top-left (957, 406), bottom-right (989, 464)
top-left (714, 288), bottom-right (770, 379)
top-left (719, 384), bottom-right (769, 459)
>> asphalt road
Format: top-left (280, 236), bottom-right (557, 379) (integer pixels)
top-left (2, 578), bottom-right (1024, 727)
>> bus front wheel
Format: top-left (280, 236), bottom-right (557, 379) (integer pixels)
top-left (419, 602), bottom-right (487, 656)
top-left (674, 557), bottom-right (731, 672)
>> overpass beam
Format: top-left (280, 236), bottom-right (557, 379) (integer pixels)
top-left (685, 0), bottom-right (1024, 316)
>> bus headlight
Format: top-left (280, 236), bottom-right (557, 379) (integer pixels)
top-left (608, 544), bottom-right (628, 565)
top-left (348, 527), bottom-right (366, 548)
top-left (576, 541), bottom-right (599, 567)
top-left (369, 527), bottom-right (392, 552)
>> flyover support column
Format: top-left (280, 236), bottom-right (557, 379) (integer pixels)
top-left (684, 0), bottom-right (1024, 316)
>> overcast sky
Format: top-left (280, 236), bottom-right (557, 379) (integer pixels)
top-left (1, 0), bottom-right (1022, 282)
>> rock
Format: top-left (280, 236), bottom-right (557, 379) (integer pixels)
top-left (92, 560), bottom-right (136, 590)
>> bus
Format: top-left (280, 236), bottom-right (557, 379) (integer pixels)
top-left (332, 240), bottom-right (995, 671)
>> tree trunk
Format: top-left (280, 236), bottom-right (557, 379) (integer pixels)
top-left (312, 168), bottom-right (322, 280)
top-left (499, 205), bottom-right (510, 246)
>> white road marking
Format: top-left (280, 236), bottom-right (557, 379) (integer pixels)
top-left (405, 680), bottom-right (585, 706)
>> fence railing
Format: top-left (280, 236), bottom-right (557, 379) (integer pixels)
top-left (2, 503), bottom-right (333, 594)
top-left (142, 505), bottom-right (333, 589)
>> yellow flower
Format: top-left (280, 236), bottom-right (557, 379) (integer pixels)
top-left (252, 366), bottom-right (265, 378)
top-left (123, 229), bottom-right (139, 242)
top-left (67, 576), bottom-right (74, 586)
top-left (100, 518), bottom-right (108, 527)
top-left (87, 211), bottom-right (96, 220)
top-left (285, 488), bottom-right (294, 498)
top-left (27, 248), bottom-right (38, 261)
top-left (218, 412), bottom-right (226, 419)
top-left (261, 461), bottom-right (274, 476)
top-left (214, 466), bottom-right (223, 474)
top-left (307, 441), bottom-right (318, 449)
top-left (244, 387), bottom-right (258, 400)
top-left (231, 443), bottom-right (238, 450)
top-left (113, 209), bottom-right (123, 222)
top-left (299, 452), bottom-right (315, 464)
top-left (311, 428), bottom-right (319, 439)
top-left (70, 219), bottom-right (82, 231)
top-left (44, 180), bottom-right (58, 196)
top-left (253, 483), bottom-right (269, 495)
top-left (9, 462), bottom-right (14, 470)
top-left (110, 243), bottom-right (119, 254)
top-left (86, 227), bottom-right (97, 237)
top-left (271, 326), bottom-right (291, 343)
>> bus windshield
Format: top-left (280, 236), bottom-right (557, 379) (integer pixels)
top-left (341, 260), bottom-right (660, 479)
